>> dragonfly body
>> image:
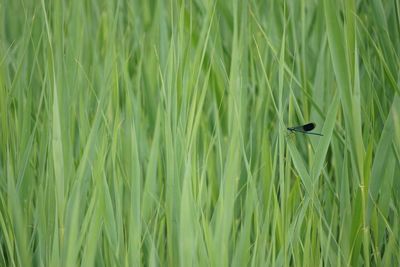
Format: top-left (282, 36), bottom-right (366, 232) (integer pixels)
top-left (287, 122), bottom-right (323, 136)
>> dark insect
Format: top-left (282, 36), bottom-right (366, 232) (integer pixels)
top-left (287, 122), bottom-right (323, 136)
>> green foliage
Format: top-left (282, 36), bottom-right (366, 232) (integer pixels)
top-left (0, 0), bottom-right (399, 266)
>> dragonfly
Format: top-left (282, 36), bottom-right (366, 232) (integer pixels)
top-left (287, 122), bottom-right (323, 136)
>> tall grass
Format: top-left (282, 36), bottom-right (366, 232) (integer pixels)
top-left (1, 0), bottom-right (399, 266)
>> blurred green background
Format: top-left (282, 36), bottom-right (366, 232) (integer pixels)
top-left (1, 0), bottom-right (400, 266)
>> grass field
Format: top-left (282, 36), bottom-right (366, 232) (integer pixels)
top-left (1, 0), bottom-right (400, 266)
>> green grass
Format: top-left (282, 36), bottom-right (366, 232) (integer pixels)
top-left (1, 0), bottom-right (400, 266)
